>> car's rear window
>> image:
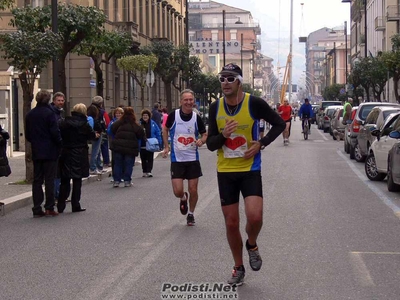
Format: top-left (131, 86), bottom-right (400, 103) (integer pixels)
top-left (321, 102), bottom-right (341, 109)
top-left (360, 106), bottom-right (376, 120)
top-left (383, 110), bottom-right (400, 120)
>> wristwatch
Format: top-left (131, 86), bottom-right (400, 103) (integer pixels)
top-left (258, 140), bottom-right (266, 150)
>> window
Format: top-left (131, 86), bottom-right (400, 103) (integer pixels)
top-left (209, 56), bottom-right (217, 67)
top-left (230, 30), bottom-right (237, 40)
top-left (32, 0), bottom-right (44, 7)
top-left (103, 0), bottom-right (109, 18)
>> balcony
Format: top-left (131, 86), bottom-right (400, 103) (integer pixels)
top-left (387, 5), bottom-right (400, 21)
top-left (375, 16), bottom-right (385, 31)
top-left (202, 21), bottom-right (260, 31)
top-left (350, 0), bottom-right (363, 22)
top-left (114, 21), bottom-right (139, 44)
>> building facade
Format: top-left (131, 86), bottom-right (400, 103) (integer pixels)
top-left (0, 0), bottom-right (187, 151)
top-left (188, 0), bottom-right (264, 90)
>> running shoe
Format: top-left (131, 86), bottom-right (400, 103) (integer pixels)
top-left (227, 266), bottom-right (245, 286)
top-left (180, 192), bottom-right (188, 215)
top-left (247, 243), bottom-right (262, 271)
top-left (147, 172), bottom-right (153, 177)
top-left (187, 213), bottom-right (195, 226)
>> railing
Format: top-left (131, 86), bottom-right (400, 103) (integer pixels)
top-left (387, 5), bottom-right (400, 21)
top-left (202, 22), bottom-right (260, 29)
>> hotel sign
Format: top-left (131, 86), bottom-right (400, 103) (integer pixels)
top-left (190, 40), bottom-right (241, 55)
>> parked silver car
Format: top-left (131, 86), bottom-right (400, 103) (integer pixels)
top-left (365, 112), bottom-right (400, 181)
top-left (344, 106), bottom-right (358, 153)
top-left (330, 107), bottom-right (344, 140)
top-left (348, 102), bottom-right (400, 160)
top-left (316, 100), bottom-right (342, 130)
top-left (387, 134), bottom-right (400, 192)
top-left (320, 105), bottom-right (342, 133)
top-left (355, 106), bottom-right (400, 162)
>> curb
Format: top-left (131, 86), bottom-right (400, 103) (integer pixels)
top-left (0, 170), bottom-right (112, 216)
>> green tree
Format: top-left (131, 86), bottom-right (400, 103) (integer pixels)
top-left (141, 39), bottom-right (190, 112)
top-left (322, 84), bottom-right (346, 102)
top-left (381, 34), bottom-right (400, 103)
top-left (0, 0), bottom-right (14, 10)
top-left (10, 4), bottom-right (107, 112)
top-left (0, 30), bottom-right (61, 182)
top-left (116, 54), bottom-right (158, 107)
top-left (349, 57), bottom-right (371, 101)
top-left (75, 30), bottom-right (132, 97)
top-left (369, 55), bottom-right (389, 101)
top-left (179, 54), bottom-right (202, 92)
top-left (190, 73), bottom-right (221, 102)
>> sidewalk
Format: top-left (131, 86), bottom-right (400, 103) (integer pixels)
top-left (0, 152), bottom-right (112, 216)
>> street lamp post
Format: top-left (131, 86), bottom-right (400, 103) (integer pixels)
top-left (333, 42), bottom-right (337, 84)
top-left (364, 0), bottom-right (367, 57)
top-left (222, 10), bottom-right (226, 66)
top-left (52, 0), bottom-right (59, 93)
top-left (344, 21), bottom-right (348, 89)
top-left (240, 33), bottom-right (243, 71)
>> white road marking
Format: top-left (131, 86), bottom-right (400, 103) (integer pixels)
top-left (76, 179), bottom-right (219, 300)
top-left (349, 252), bottom-right (375, 286)
top-left (337, 150), bottom-right (400, 219)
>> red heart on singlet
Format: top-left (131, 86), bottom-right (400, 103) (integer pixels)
top-left (225, 136), bottom-right (246, 150)
top-left (177, 137), bottom-right (195, 146)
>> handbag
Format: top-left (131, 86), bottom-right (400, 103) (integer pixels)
top-left (146, 138), bottom-right (160, 152)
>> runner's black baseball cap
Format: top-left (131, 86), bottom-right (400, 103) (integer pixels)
top-left (219, 63), bottom-right (243, 77)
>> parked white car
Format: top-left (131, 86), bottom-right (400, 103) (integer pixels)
top-left (365, 112), bottom-right (400, 181)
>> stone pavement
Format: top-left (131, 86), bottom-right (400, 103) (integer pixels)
top-left (0, 152), bottom-right (112, 216)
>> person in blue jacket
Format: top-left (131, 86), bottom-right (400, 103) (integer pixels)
top-left (139, 109), bottom-right (162, 177)
top-left (298, 98), bottom-right (314, 134)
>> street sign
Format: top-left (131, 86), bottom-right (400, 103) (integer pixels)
top-left (146, 71), bottom-right (155, 87)
top-left (90, 79), bottom-right (96, 88)
top-left (340, 88), bottom-right (346, 95)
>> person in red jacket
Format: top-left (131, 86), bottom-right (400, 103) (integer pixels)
top-left (278, 100), bottom-right (292, 145)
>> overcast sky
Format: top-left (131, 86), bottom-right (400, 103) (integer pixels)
top-left (204, 0), bottom-right (350, 83)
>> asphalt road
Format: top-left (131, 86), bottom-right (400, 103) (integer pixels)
top-left (1, 120), bottom-right (400, 300)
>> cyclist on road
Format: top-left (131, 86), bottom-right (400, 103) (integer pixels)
top-left (298, 98), bottom-right (313, 134)
top-left (206, 63), bottom-right (285, 286)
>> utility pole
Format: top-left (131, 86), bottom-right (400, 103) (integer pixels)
top-left (52, 0), bottom-right (59, 93)
top-left (222, 10), bottom-right (226, 66)
top-left (289, 0), bottom-right (293, 102)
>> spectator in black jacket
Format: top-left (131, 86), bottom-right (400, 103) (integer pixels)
top-left (111, 107), bottom-right (144, 187)
top-left (0, 124), bottom-right (11, 177)
top-left (25, 90), bottom-right (62, 218)
top-left (151, 103), bottom-right (162, 129)
top-left (87, 96), bottom-right (110, 174)
top-left (50, 92), bottom-right (65, 202)
top-left (57, 103), bottom-right (97, 213)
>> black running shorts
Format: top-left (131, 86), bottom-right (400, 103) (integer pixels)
top-left (217, 171), bottom-right (263, 206)
top-left (171, 161), bottom-right (203, 180)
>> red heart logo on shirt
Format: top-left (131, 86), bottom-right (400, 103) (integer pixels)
top-left (178, 137), bottom-right (195, 146)
top-left (225, 137), bottom-right (246, 150)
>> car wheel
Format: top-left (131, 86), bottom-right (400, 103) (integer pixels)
top-left (365, 153), bottom-right (386, 181)
top-left (349, 144), bottom-right (355, 159)
top-left (344, 139), bottom-right (349, 153)
top-left (387, 156), bottom-right (400, 192)
top-left (323, 126), bottom-right (329, 133)
top-left (329, 127), bottom-right (333, 136)
top-left (354, 143), bottom-right (366, 163)
top-left (333, 133), bottom-right (337, 140)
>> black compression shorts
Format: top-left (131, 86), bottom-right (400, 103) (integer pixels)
top-left (171, 161), bottom-right (203, 180)
top-left (217, 171), bottom-right (263, 206)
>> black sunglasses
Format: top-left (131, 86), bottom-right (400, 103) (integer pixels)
top-left (219, 76), bottom-right (238, 83)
